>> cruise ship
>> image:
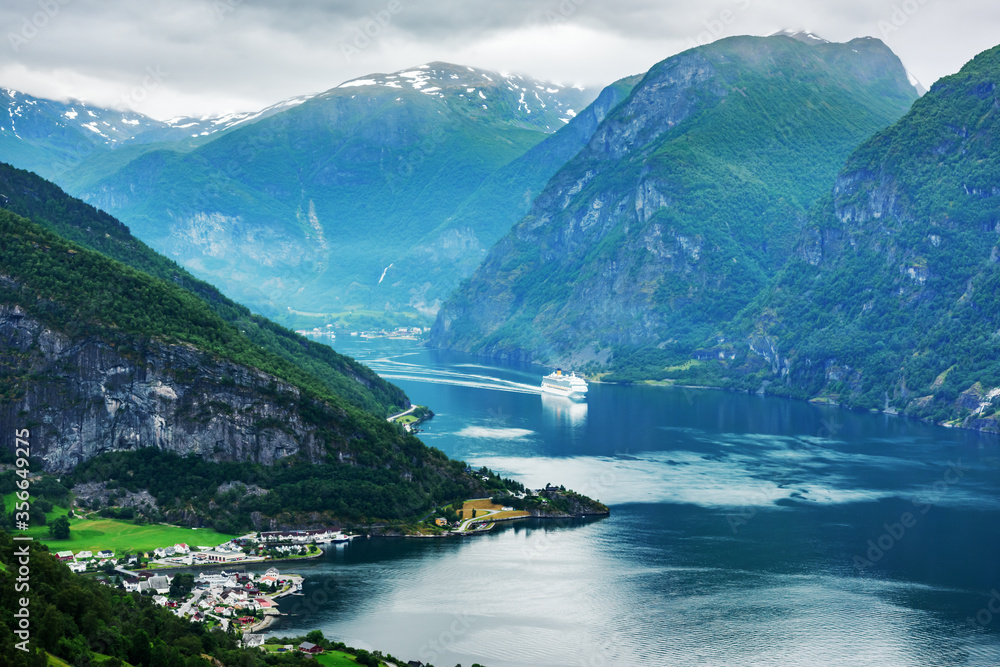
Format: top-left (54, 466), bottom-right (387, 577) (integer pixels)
top-left (541, 369), bottom-right (588, 397)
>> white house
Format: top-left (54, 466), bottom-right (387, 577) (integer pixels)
top-left (148, 575), bottom-right (172, 595)
top-left (123, 577), bottom-right (144, 592)
top-left (75, 550), bottom-right (93, 560)
top-left (202, 550), bottom-right (246, 563)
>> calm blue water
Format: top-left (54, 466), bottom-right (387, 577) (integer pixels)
top-left (266, 338), bottom-right (1000, 666)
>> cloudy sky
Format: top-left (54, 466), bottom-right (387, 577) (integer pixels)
top-left (1, 0), bottom-right (995, 119)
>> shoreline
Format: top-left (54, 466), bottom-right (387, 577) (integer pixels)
top-left (630, 378), bottom-right (1000, 438)
top-left (136, 551), bottom-right (324, 574)
top-left (398, 510), bottom-right (609, 539)
top-left (245, 613), bottom-right (279, 634)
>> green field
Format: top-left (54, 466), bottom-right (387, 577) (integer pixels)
top-left (48, 652), bottom-right (134, 666)
top-left (259, 646), bottom-right (385, 666)
top-left (316, 650), bottom-right (384, 666)
top-left (5, 494), bottom-right (238, 552)
top-left (37, 518), bottom-right (237, 553)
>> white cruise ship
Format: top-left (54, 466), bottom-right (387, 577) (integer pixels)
top-left (541, 369), bottom-right (588, 397)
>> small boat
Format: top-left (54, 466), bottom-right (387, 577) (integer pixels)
top-left (541, 369), bottom-right (588, 398)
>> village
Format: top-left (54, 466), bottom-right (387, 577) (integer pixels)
top-left (52, 528), bottom-right (356, 639)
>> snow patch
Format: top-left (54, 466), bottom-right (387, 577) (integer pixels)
top-left (339, 79), bottom-right (378, 88)
top-left (81, 122), bottom-right (107, 137)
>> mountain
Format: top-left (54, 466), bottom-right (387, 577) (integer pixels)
top-left (429, 35), bottom-right (920, 367)
top-left (0, 164), bottom-right (607, 528)
top-left (770, 29), bottom-right (830, 45)
top-left (379, 73), bottom-right (641, 313)
top-left (687, 43), bottom-right (1000, 432)
top-left (0, 88), bottom-right (158, 181)
top-left (0, 87), bottom-right (319, 187)
top-left (0, 162), bottom-right (406, 415)
top-left (0, 165), bottom-right (461, 524)
top-left (64, 63), bottom-right (595, 328)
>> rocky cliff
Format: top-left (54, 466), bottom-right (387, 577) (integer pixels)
top-left (1, 303), bottom-right (337, 472)
top-left (0, 204), bottom-right (431, 488)
top-left (718, 43), bottom-right (1000, 431)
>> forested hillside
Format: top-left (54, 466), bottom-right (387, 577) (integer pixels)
top-left (431, 35), bottom-right (918, 369)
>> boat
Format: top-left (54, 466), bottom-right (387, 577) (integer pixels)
top-left (540, 369), bottom-right (588, 398)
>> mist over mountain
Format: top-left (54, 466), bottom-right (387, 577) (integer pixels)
top-left (430, 35), bottom-right (919, 368)
top-left (1, 64), bottom-right (601, 330)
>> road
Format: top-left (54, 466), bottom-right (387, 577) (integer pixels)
top-left (386, 405), bottom-right (418, 422)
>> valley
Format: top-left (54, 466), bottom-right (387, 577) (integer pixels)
top-left (3, 11), bottom-right (1000, 666)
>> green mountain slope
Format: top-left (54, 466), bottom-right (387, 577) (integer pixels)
top-left (688, 43), bottom-right (1000, 431)
top-left (384, 74), bottom-right (642, 301)
top-left (0, 162), bottom-right (406, 416)
top-left (74, 63), bottom-right (595, 328)
top-left (430, 35), bottom-right (919, 366)
top-left (0, 204), bottom-right (484, 524)
top-left (0, 169), bottom-right (608, 527)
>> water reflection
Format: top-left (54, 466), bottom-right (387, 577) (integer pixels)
top-left (540, 393), bottom-right (588, 429)
top-left (302, 339), bottom-right (1000, 666)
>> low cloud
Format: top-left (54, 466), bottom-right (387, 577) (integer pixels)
top-left (0, 0), bottom-right (996, 119)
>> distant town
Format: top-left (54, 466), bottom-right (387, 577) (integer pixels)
top-left (294, 325), bottom-right (430, 340)
top-left (54, 529), bottom-right (355, 637)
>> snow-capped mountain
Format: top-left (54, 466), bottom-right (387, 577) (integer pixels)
top-left (0, 86), bottom-right (321, 181)
top-left (160, 93), bottom-right (319, 139)
top-left (770, 29), bottom-right (831, 45)
top-left (68, 61), bottom-right (598, 329)
top-left (1, 88), bottom-right (162, 146)
top-left (333, 62), bottom-right (590, 132)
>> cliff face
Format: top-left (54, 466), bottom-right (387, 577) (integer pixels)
top-left (727, 44), bottom-right (1000, 429)
top-left (430, 36), bottom-right (918, 366)
top-left (1, 303), bottom-right (332, 472)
